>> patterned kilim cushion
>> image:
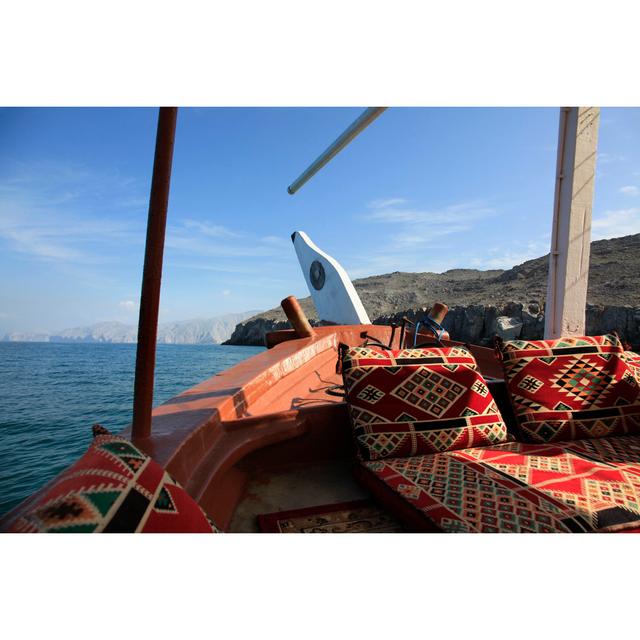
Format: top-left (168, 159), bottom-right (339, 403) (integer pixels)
top-left (623, 350), bottom-right (640, 385)
top-left (497, 334), bottom-right (640, 443)
top-left (1, 427), bottom-right (219, 533)
top-left (362, 435), bottom-right (640, 532)
top-left (341, 346), bottom-right (507, 460)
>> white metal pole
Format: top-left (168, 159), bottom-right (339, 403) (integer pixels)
top-left (287, 107), bottom-right (387, 194)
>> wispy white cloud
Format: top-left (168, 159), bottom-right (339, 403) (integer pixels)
top-left (0, 163), bottom-right (146, 263)
top-left (0, 161), bottom-right (146, 208)
top-left (166, 219), bottom-right (290, 259)
top-left (472, 208), bottom-right (640, 270)
top-left (390, 224), bottom-right (476, 249)
top-left (260, 235), bottom-right (290, 247)
top-left (113, 195), bottom-right (149, 211)
top-left (0, 207), bottom-right (139, 262)
top-left (347, 252), bottom-right (463, 278)
top-left (0, 161), bottom-right (93, 190)
top-left (592, 208), bottom-right (640, 240)
top-left (118, 299), bottom-right (137, 311)
top-left (182, 219), bottom-right (244, 239)
top-left (164, 260), bottom-right (286, 276)
top-left (469, 238), bottom-right (551, 270)
top-left (363, 200), bottom-right (495, 227)
top-left (361, 199), bottom-right (497, 250)
top-left (368, 197), bottom-right (407, 209)
top-left (345, 198), bottom-right (501, 277)
top-left (598, 152), bottom-right (626, 165)
top-left (0, 222), bottom-right (84, 260)
top-left (619, 185), bottom-right (639, 197)
top-left (0, 165), bottom-right (293, 268)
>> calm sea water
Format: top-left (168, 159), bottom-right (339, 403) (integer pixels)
top-left (0, 342), bottom-right (264, 516)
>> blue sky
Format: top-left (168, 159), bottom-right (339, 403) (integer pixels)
top-left (0, 107), bottom-right (639, 334)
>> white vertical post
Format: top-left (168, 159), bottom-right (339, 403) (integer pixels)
top-left (544, 107), bottom-right (600, 339)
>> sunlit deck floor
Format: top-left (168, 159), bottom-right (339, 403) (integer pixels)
top-left (229, 459), bottom-right (370, 532)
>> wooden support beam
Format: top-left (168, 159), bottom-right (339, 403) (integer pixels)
top-left (132, 107), bottom-right (178, 439)
top-left (281, 295), bottom-right (316, 339)
top-left (544, 107), bottom-right (600, 339)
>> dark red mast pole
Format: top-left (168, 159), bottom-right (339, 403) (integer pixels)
top-left (132, 107), bottom-right (178, 439)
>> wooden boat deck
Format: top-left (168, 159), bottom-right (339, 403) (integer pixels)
top-left (229, 459), bottom-right (368, 532)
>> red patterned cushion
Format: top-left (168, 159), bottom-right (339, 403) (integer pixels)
top-left (341, 346), bottom-right (507, 460)
top-left (1, 428), bottom-right (219, 533)
top-left (362, 435), bottom-right (640, 532)
top-left (623, 350), bottom-right (640, 384)
top-left (497, 334), bottom-right (640, 443)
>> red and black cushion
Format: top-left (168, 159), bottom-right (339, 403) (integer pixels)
top-left (1, 427), bottom-right (219, 533)
top-left (623, 350), bottom-right (640, 385)
top-left (341, 346), bottom-right (507, 460)
top-left (496, 334), bottom-right (640, 444)
top-left (359, 435), bottom-right (640, 533)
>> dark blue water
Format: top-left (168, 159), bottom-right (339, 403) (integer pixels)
top-left (0, 342), bottom-right (264, 516)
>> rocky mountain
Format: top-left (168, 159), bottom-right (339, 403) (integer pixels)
top-left (52, 321), bottom-right (138, 343)
top-left (225, 233), bottom-right (640, 347)
top-left (156, 314), bottom-right (260, 344)
top-left (2, 311), bottom-right (260, 345)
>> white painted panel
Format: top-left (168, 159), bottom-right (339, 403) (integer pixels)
top-left (292, 231), bottom-right (371, 325)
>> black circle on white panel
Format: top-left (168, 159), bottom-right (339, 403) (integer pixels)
top-left (310, 260), bottom-right (325, 290)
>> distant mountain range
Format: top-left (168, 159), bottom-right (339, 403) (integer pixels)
top-left (2, 311), bottom-right (260, 345)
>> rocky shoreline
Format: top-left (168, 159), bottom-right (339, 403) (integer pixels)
top-left (224, 233), bottom-right (640, 348)
top-left (224, 302), bottom-right (640, 349)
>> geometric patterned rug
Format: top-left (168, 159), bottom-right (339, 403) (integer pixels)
top-left (257, 500), bottom-right (404, 533)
